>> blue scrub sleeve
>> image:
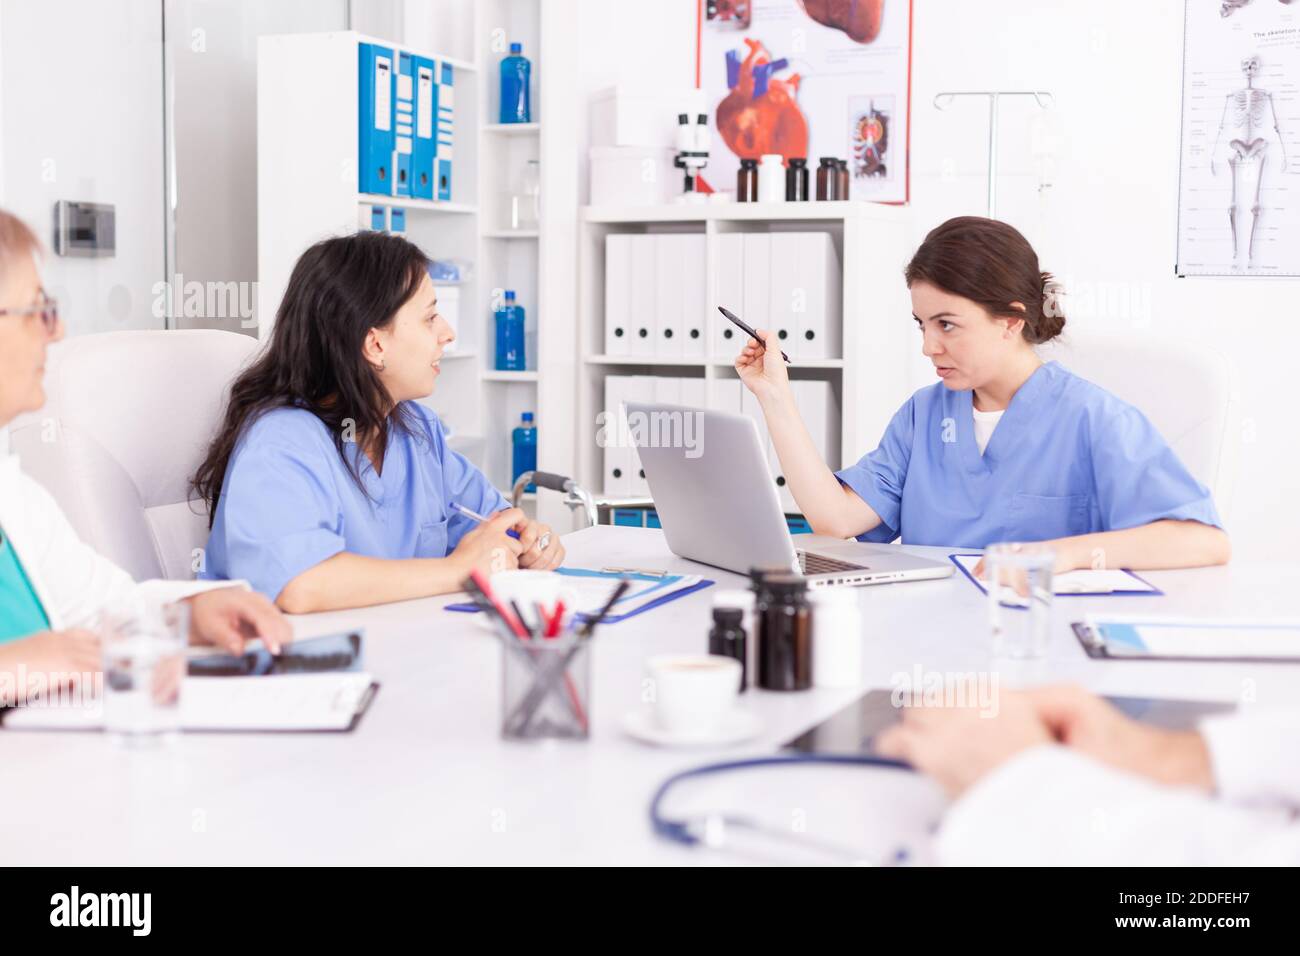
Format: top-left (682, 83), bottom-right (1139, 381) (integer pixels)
top-left (1090, 403), bottom-right (1224, 531)
top-left (214, 424), bottom-right (348, 600)
top-left (428, 417), bottom-right (510, 550)
top-left (833, 397), bottom-right (914, 543)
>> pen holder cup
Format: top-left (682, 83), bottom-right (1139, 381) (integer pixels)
top-left (500, 632), bottom-right (592, 741)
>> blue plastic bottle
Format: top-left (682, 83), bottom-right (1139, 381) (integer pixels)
top-left (494, 290), bottom-right (526, 371)
top-left (512, 412), bottom-right (537, 492)
top-left (499, 42), bottom-right (531, 124)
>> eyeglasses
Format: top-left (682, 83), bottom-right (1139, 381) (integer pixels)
top-left (0, 291), bottom-right (59, 336)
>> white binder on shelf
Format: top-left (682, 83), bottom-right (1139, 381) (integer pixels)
top-left (742, 233), bottom-right (773, 352)
top-left (654, 375), bottom-right (682, 407)
top-left (629, 237), bottom-right (655, 357)
top-left (769, 232), bottom-right (801, 354)
top-left (797, 233), bottom-right (842, 360)
top-left (604, 234), bottom-right (632, 355)
top-left (626, 375), bottom-right (656, 495)
top-left (707, 377), bottom-right (743, 415)
top-left (794, 378), bottom-right (842, 476)
top-left (679, 376), bottom-right (706, 410)
top-left (741, 384), bottom-right (790, 512)
top-left (603, 375), bottom-right (633, 496)
top-left (682, 234), bottom-right (707, 359)
top-left (653, 234), bottom-right (685, 359)
top-left (714, 233), bottom-right (745, 360)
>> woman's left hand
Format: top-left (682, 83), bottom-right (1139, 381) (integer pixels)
top-left (513, 519), bottom-right (565, 570)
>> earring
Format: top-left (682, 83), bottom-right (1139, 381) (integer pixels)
top-left (374, 359), bottom-right (386, 372)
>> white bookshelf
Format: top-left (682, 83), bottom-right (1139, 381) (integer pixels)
top-left (256, 5), bottom-right (577, 520)
top-left (574, 200), bottom-right (915, 514)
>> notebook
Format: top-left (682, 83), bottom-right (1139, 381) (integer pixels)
top-left (1072, 615), bottom-right (1300, 662)
top-left (950, 553), bottom-right (1161, 598)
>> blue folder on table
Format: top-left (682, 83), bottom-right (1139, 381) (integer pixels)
top-left (446, 568), bottom-right (714, 624)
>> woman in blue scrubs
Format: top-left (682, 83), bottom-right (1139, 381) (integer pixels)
top-left (194, 232), bottom-right (564, 611)
top-left (736, 216), bottom-right (1230, 572)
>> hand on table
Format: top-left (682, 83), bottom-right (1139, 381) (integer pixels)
top-left (451, 507), bottom-right (525, 577)
top-left (188, 587), bottom-right (292, 654)
top-left (1025, 684), bottom-right (1215, 790)
top-left (875, 689), bottom-right (1053, 799)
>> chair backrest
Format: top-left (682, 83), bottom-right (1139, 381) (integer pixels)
top-left (1037, 330), bottom-right (1239, 523)
top-left (10, 329), bottom-right (259, 580)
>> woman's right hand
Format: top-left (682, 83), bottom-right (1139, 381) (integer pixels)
top-left (450, 508), bottom-right (524, 578)
top-left (735, 328), bottom-right (792, 404)
top-left (0, 629), bottom-right (101, 706)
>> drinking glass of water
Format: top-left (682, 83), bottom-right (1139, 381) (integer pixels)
top-left (100, 600), bottom-right (187, 745)
top-left (983, 542), bottom-right (1055, 659)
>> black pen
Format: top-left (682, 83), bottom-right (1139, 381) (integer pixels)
top-left (718, 306), bottom-right (792, 365)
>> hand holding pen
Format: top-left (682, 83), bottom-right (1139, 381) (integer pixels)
top-left (448, 505), bottom-right (524, 575)
top-left (451, 501), bottom-right (564, 571)
top-left (734, 326), bottom-right (794, 404)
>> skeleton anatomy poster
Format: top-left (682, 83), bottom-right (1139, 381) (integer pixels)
top-left (1177, 0), bottom-right (1300, 276)
top-left (697, 0), bottom-right (912, 203)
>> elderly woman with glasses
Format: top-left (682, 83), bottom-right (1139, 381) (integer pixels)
top-left (0, 209), bottom-right (291, 706)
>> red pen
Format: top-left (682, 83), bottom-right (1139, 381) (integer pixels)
top-left (546, 600), bottom-right (566, 639)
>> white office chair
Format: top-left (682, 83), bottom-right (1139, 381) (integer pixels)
top-left (9, 329), bottom-right (260, 581)
top-left (1037, 330), bottom-right (1240, 524)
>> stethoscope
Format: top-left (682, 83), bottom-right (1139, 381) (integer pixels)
top-left (649, 753), bottom-right (921, 866)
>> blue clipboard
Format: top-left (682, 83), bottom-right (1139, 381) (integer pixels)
top-left (949, 553), bottom-right (1163, 598)
top-left (445, 568), bottom-right (715, 624)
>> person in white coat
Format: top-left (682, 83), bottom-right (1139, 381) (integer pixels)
top-left (0, 209), bottom-right (291, 706)
top-left (876, 684), bottom-right (1300, 865)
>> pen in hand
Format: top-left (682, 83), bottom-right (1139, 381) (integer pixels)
top-left (718, 306), bottom-right (792, 365)
top-left (450, 501), bottom-right (521, 541)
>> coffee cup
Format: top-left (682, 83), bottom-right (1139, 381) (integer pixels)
top-left (646, 654), bottom-right (741, 736)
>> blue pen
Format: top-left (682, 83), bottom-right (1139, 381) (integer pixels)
top-left (450, 501), bottom-right (521, 540)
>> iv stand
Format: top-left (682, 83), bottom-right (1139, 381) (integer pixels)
top-left (932, 91), bottom-right (1054, 218)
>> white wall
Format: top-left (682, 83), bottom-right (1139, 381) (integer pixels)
top-left (167, 0), bottom-right (347, 333)
top-left (574, 0), bottom-right (1299, 562)
top-left (0, 0), bottom-right (165, 334)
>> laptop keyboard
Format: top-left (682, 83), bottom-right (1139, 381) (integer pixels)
top-left (798, 551), bottom-right (868, 575)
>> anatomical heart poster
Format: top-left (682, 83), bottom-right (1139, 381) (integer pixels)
top-left (698, 0), bottom-right (912, 203)
top-left (1177, 0), bottom-right (1300, 276)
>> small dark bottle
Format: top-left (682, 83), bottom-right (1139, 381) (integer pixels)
top-left (752, 571), bottom-right (813, 691)
top-left (708, 607), bottom-right (748, 691)
top-left (737, 158), bottom-right (759, 202)
top-left (785, 157), bottom-right (809, 201)
top-left (836, 159), bottom-right (850, 199)
top-left (815, 157), bottom-right (840, 201)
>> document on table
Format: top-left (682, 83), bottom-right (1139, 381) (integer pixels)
top-left (951, 553), bottom-right (1161, 596)
top-left (553, 568), bottom-right (712, 621)
top-left (2, 673), bottom-right (379, 733)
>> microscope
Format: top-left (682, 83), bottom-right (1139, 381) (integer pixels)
top-left (673, 112), bottom-right (711, 202)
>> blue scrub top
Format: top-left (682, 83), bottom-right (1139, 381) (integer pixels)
top-left (201, 403), bottom-right (508, 600)
top-left (834, 361), bottom-right (1222, 548)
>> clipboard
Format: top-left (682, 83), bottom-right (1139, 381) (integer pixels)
top-left (446, 568), bottom-right (715, 624)
top-left (1, 675), bottom-right (381, 734)
top-left (950, 553), bottom-right (1162, 598)
top-left (1072, 617), bottom-right (1300, 663)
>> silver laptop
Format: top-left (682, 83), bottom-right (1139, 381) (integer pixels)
top-left (625, 402), bottom-right (955, 588)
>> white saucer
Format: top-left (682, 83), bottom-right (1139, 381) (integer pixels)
top-left (621, 708), bottom-right (763, 749)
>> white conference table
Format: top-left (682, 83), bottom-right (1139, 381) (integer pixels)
top-left (5, 526), bottom-right (1299, 865)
